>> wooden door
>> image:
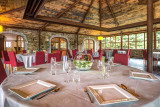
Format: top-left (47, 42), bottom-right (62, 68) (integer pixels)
top-left (51, 37), bottom-right (68, 56)
top-left (0, 36), bottom-right (4, 58)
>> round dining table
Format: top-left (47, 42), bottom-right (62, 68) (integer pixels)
top-left (1, 61), bottom-right (160, 107)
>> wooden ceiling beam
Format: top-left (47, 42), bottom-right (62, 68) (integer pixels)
top-left (99, 0), bottom-right (102, 28)
top-left (105, 0), bottom-right (119, 26)
top-left (76, 0), bottom-right (94, 34)
top-left (3, 25), bottom-right (98, 36)
top-left (25, 15), bottom-right (110, 32)
top-left (0, 6), bottom-right (25, 15)
top-left (41, 0), bottom-right (81, 30)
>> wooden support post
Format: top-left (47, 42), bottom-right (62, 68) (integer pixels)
top-left (77, 34), bottom-right (78, 49)
top-left (147, 0), bottom-right (153, 73)
top-left (100, 40), bottom-right (102, 50)
top-left (154, 28), bottom-right (157, 50)
top-left (38, 30), bottom-right (41, 51)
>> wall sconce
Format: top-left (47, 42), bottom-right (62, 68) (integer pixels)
top-left (0, 25), bottom-right (3, 33)
top-left (98, 36), bottom-right (103, 40)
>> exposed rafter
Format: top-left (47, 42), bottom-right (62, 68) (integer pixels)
top-left (76, 0), bottom-right (94, 34)
top-left (105, 0), bottom-right (119, 26)
top-left (0, 6), bottom-right (25, 15)
top-left (40, 0), bottom-right (81, 30)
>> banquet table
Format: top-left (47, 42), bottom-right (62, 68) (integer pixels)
top-left (1, 62), bottom-right (160, 107)
top-left (16, 54), bottom-right (47, 68)
top-left (153, 52), bottom-right (160, 60)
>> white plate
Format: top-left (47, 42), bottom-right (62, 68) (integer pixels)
top-left (87, 84), bottom-right (138, 105)
top-left (9, 80), bottom-right (56, 100)
top-left (129, 71), bottom-right (159, 81)
top-left (15, 68), bottom-right (40, 74)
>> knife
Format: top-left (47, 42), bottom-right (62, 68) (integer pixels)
top-left (36, 88), bottom-right (60, 100)
top-left (121, 84), bottom-right (139, 97)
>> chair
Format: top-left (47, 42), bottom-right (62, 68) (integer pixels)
top-left (112, 49), bottom-right (118, 56)
top-left (114, 53), bottom-right (128, 66)
top-left (33, 51), bottom-right (45, 66)
top-left (93, 49), bottom-right (103, 60)
top-left (0, 60), bottom-right (7, 84)
top-left (8, 51), bottom-right (24, 74)
top-left (142, 50), bottom-right (157, 66)
top-left (47, 53), bottom-right (61, 63)
top-left (87, 50), bottom-right (93, 58)
top-left (72, 49), bottom-right (78, 59)
top-left (67, 50), bottom-right (72, 59)
top-left (22, 50), bottom-right (27, 54)
top-left (2, 50), bottom-right (11, 70)
top-left (127, 49), bottom-right (131, 58)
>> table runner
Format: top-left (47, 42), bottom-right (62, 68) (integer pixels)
top-left (1, 62), bottom-right (160, 107)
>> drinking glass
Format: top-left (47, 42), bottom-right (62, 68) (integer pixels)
top-left (97, 60), bottom-right (104, 70)
top-left (72, 70), bottom-right (80, 84)
top-left (64, 61), bottom-right (72, 82)
top-left (108, 57), bottom-right (113, 65)
top-left (51, 57), bottom-right (56, 65)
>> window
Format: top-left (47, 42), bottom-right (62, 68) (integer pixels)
top-left (84, 39), bottom-right (94, 51)
top-left (115, 36), bottom-right (121, 49)
top-left (111, 36), bottom-right (115, 49)
top-left (6, 41), bottom-right (11, 48)
top-left (123, 35), bottom-right (128, 49)
top-left (137, 33), bottom-right (144, 49)
top-left (156, 31), bottom-right (160, 49)
top-left (129, 34), bottom-right (136, 49)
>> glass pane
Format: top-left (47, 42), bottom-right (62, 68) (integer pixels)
top-left (137, 42), bottom-right (144, 49)
top-left (106, 43), bottom-right (110, 48)
top-left (129, 34), bottom-right (136, 41)
top-left (102, 44), bottom-right (105, 49)
top-left (106, 37), bottom-right (110, 43)
top-left (123, 35), bottom-right (128, 42)
top-left (116, 36), bottom-right (121, 42)
top-left (157, 31), bottom-right (160, 49)
top-left (129, 42), bottom-right (135, 49)
top-left (102, 38), bottom-right (105, 43)
top-left (111, 36), bottom-right (115, 42)
top-left (137, 33), bottom-right (144, 41)
top-left (116, 43), bottom-right (121, 49)
top-left (123, 42), bottom-right (128, 49)
top-left (111, 43), bottom-right (115, 49)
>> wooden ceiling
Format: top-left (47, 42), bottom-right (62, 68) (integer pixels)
top-left (0, 0), bottom-right (160, 36)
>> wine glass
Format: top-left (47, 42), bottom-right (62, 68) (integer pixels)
top-left (64, 61), bottom-right (71, 82)
top-left (72, 70), bottom-right (80, 84)
top-left (108, 57), bottom-right (113, 65)
top-left (51, 57), bottom-right (56, 65)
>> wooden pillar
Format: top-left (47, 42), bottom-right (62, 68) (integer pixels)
top-left (147, 0), bottom-right (153, 73)
top-left (38, 30), bottom-right (41, 51)
top-left (100, 40), bottom-right (102, 50)
top-left (77, 34), bottom-right (78, 49)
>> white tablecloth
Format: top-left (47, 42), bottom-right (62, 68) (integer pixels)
top-left (153, 52), bottom-right (160, 60)
top-left (118, 51), bottom-right (126, 54)
top-left (16, 54), bottom-right (47, 68)
top-left (16, 54), bottom-right (36, 68)
top-left (1, 62), bottom-right (160, 107)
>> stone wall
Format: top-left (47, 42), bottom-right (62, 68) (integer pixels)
top-left (2, 28), bottom-right (100, 52)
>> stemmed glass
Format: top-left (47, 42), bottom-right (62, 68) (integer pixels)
top-left (64, 61), bottom-right (71, 82)
top-left (72, 70), bottom-right (80, 84)
top-left (97, 60), bottom-right (105, 79)
top-left (108, 57), bottom-right (113, 65)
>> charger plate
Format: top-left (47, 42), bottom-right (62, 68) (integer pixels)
top-left (15, 68), bottom-right (40, 74)
top-left (129, 71), bottom-right (159, 81)
top-left (87, 84), bottom-right (138, 105)
top-left (9, 80), bottom-right (56, 100)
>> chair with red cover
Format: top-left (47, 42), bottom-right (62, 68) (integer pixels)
top-left (127, 49), bottom-right (131, 58)
top-left (67, 50), bottom-right (72, 59)
top-left (0, 59), bottom-right (7, 84)
top-left (142, 50), bottom-right (157, 66)
top-left (72, 49), bottom-right (78, 59)
top-left (22, 50), bottom-right (27, 54)
top-left (114, 53), bottom-right (128, 66)
top-left (93, 49), bottom-right (103, 60)
top-left (2, 50), bottom-right (11, 70)
top-left (112, 49), bottom-right (118, 56)
top-left (47, 53), bottom-right (61, 63)
top-left (33, 51), bottom-right (45, 66)
top-left (87, 50), bottom-right (93, 58)
top-left (8, 51), bottom-right (24, 74)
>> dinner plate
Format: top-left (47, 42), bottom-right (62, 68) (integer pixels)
top-left (129, 71), bottom-right (159, 81)
top-left (87, 84), bottom-right (138, 105)
top-left (15, 68), bottom-right (40, 74)
top-left (9, 80), bottom-right (56, 100)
